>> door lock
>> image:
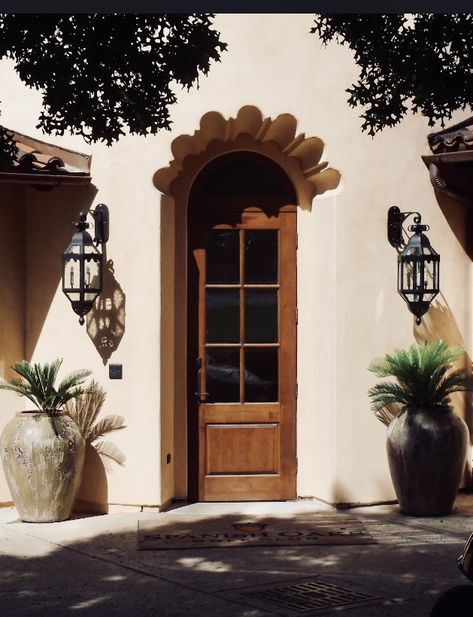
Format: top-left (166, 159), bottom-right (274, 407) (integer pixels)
top-left (195, 358), bottom-right (208, 404)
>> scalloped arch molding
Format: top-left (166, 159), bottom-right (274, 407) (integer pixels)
top-left (153, 106), bottom-right (341, 209)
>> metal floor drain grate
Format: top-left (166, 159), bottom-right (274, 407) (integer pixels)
top-left (234, 578), bottom-right (382, 615)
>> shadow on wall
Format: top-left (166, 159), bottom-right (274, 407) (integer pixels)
top-left (86, 258), bottom-right (126, 365)
top-left (25, 184), bottom-right (98, 359)
top-left (73, 443), bottom-right (109, 514)
top-left (415, 297), bottom-right (473, 485)
top-left (434, 187), bottom-right (473, 261)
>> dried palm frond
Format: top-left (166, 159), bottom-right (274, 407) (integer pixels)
top-left (64, 380), bottom-right (126, 465)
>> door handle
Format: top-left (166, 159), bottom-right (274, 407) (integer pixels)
top-left (195, 357), bottom-right (208, 403)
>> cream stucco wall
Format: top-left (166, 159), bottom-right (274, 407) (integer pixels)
top-left (0, 14), bottom-right (471, 508)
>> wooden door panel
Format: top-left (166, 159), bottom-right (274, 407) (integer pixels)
top-left (204, 475), bottom-right (285, 502)
top-left (206, 424), bottom-right (279, 474)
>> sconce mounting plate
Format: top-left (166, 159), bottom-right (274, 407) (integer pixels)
top-left (93, 203), bottom-right (110, 244)
top-left (387, 206), bottom-right (404, 250)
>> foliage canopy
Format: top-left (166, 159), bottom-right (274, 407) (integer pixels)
top-left (0, 14), bottom-right (226, 162)
top-left (368, 340), bottom-right (471, 426)
top-left (0, 358), bottom-right (92, 415)
top-left (312, 14), bottom-right (473, 135)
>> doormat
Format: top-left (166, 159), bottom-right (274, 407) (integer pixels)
top-left (137, 513), bottom-right (376, 550)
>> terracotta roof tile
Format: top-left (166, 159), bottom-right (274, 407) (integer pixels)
top-left (428, 116), bottom-right (473, 154)
top-left (0, 127), bottom-right (91, 185)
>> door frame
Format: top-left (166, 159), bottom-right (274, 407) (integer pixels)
top-left (186, 152), bottom-right (298, 501)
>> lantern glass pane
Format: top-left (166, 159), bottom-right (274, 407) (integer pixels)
top-left (84, 259), bottom-right (101, 290)
top-left (64, 259), bottom-right (81, 291)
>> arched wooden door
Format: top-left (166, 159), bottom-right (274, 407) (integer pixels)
top-left (187, 153), bottom-right (297, 501)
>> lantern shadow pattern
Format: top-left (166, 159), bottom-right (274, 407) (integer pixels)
top-left (86, 260), bottom-right (126, 364)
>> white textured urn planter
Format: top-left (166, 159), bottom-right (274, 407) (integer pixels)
top-left (0, 412), bottom-right (85, 522)
top-left (387, 406), bottom-right (469, 517)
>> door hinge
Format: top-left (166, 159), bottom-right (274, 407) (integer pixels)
top-left (296, 232), bottom-right (299, 250)
top-left (296, 307), bottom-right (298, 325)
top-left (295, 382), bottom-right (298, 399)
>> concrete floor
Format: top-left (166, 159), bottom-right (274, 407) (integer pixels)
top-left (1, 494), bottom-right (473, 616)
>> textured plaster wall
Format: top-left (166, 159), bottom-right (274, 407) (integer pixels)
top-left (0, 186), bottom-right (25, 503)
top-left (0, 14), bottom-right (471, 507)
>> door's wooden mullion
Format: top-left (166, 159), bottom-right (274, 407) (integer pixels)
top-left (205, 343), bottom-right (241, 348)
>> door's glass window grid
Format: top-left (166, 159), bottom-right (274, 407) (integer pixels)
top-left (205, 229), bottom-right (279, 403)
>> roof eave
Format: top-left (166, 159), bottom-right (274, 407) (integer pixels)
top-left (422, 150), bottom-right (473, 167)
top-left (0, 171), bottom-right (91, 186)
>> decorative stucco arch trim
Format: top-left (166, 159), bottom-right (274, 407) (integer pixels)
top-left (153, 105), bottom-right (341, 210)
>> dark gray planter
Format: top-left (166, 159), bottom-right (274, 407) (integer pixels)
top-left (0, 411), bottom-right (85, 522)
top-left (387, 406), bottom-right (469, 516)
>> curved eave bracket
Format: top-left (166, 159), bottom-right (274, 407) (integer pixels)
top-left (153, 106), bottom-right (341, 210)
top-left (422, 151), bottom-right (473, 204)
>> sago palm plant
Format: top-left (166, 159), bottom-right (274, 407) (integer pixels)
top-left (0, 359), bottom-right (92, 415)
top-left (368, 340), bottom-right (471, 426)
top-left (64, 380), bottom-right (126, 465)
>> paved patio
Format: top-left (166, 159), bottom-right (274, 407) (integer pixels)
top-left (1, 493), bottom-right (473, 616)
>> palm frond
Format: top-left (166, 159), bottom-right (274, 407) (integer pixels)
top-left (64, 381), bottom-right (105, 436)
top-left (0, 379), bottom-right (42, 409)
top-left (373, 404), bottom-right (401, 427)
top-left (95, 440), bottom-right (126, 465)
top-left (0, 358), bottom-right (92, 414)
top-left (63, 382), bottom-right (126, 469)
top-left (64, 382), bottom-right (106, 438)
top-left (368, 382), bottom-right (413, 410)
top-left (0, 358), bottom-right (94, 415)
top-left (87, 415), bottom-right (126, 443)
top-left (368, 340), bottom-right (472, 423)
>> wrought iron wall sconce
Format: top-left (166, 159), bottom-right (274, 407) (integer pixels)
top-left (62, 204), bottom-right (110, 325)
top-left (387, 206), bottom-right (440, 325)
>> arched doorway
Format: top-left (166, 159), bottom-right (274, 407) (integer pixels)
top-left (187, 152), bottom-right (298, 501)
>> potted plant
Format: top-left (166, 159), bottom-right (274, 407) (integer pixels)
top-left (0, 358), bottom-right (92, 522)
top-left (368, 340), bottom-right (471, 516)
top-left (64, 381), bottom-right (126, 513)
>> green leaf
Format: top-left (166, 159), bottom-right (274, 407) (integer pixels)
top-left (0, 358), bottom-right (92, 414)
top-left (368, 340), bottom-right (472, 422)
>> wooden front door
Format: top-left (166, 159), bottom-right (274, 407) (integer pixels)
top-left (188, 201), bottom-right (297, 501)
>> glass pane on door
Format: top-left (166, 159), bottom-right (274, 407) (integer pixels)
top-left (207, 230), bottom-right (239, 284)
top-left (206, 289), bottom-right (240, 343)
top-left (245, 230), bottom-right (278, 283)
top-left (245, 289), bottom-right (278, 343)
top-left (245, 348), bottom-right (278, 402)
top-left (206, 348), bottom-right (240, 403)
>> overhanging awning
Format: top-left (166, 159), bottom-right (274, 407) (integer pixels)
top-left (422, 117), bottom-right (473, 202)
top-left (0, 128), bottom-right (92, 186)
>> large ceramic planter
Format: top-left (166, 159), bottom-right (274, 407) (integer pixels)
top-left (0, 411), bottom-right (85, 522)
top-left (387, 406), bottom-right (469, 516)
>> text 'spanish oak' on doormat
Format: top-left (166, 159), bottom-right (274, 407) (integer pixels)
top-left (137, 513), bottom-right (376, 550)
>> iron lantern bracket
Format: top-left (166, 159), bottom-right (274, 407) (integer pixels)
top-left (73, 204), bottom-right (109, 246)
top-left (387, 206), bottom-right (429, 253)
top-left (92, 203), bottom-right (109, 245)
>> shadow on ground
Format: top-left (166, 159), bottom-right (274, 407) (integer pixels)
top-left (0, 504), bottom-right (472, 616)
